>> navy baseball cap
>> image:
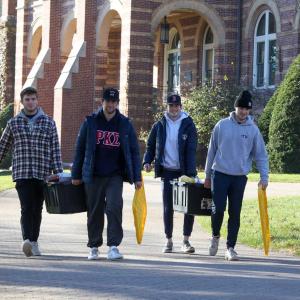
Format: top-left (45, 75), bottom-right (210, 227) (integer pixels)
top-left (167, 94), bottom-right (181, 105)
top-left (103, 88), bottom-right (119, 101)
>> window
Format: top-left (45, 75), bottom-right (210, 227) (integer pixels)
top-left (167, 31), bottom-right (181, 94)
top-left (203, 27), bottom-right (214, 84)
top-left (253, 11), bottom-right (277, 88)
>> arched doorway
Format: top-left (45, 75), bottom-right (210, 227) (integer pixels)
top-left (152, 7), bottom-right (223, 103)
top-left (95, 10), bottom-right (122, 109)
top-left (60, 17), bottom-right (77, 65)
top-left (27, 25), bottom-right (42, 73)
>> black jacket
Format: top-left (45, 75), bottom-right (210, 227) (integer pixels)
top-left (143, 114), bottom-right (197, 177)
top-left (72, 109), bottom-right (142, 184)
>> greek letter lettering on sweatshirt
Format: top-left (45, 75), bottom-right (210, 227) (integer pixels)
top-left (162, 111), bottom-right (188, 170)
top-left (205, 112), bottom-right (269, 184)
top-left (94, 110), bottom-right (123, 177)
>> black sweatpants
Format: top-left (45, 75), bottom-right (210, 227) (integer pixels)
top-left (162, 169), bottom-right (194, 239)
top-left (15, 179), bottom-right (44, 242)
top-left (85, 175), bottom-right (123, 248)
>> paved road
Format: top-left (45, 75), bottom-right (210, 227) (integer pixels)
top-left (0, 179), bottom-right (299, 299)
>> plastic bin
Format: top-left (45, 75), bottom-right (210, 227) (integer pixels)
top-left (44, 181), bottom-right (87, 214)
top-left (172, 181), bottom-right (212, 216)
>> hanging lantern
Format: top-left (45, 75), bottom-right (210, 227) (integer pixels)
top-left (160, 16), bottom-right (169, 44)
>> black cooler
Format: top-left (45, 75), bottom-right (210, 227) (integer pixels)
top-left (172, 181), bottom-right (212, 216)
top-left (44, 181), bottom-right (87, 214)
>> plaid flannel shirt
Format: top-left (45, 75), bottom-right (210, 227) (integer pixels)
top-left (0, 110), bottom-right (63, 181)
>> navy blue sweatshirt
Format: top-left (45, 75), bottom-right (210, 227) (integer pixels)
top-left (94, 110), bottom-right (124, 177)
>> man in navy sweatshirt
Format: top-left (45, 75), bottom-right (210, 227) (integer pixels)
top-left (204, 90), bottom-right (269, 261)
top-left (143, 94), bottom-right (198, 254)
top-left (72, 88), bottom-right (142, 261)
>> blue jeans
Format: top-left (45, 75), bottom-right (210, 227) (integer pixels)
top-left (162, 169), bottom-right (194, 239)
top-left (211, 171), bottom-right (247, 249)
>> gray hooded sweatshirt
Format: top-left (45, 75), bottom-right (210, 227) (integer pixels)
top-left (205, 112), bottom-right (269, 184)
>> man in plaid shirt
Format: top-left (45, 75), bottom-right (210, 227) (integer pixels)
top-left (0, 87), bottom-right (63, 257)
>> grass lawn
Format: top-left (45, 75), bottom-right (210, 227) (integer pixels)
top-left (0, 171), bottom-right (14, 192)
top-left (198, 196), bottom-right (300, 256)
top-left (142, 171), bottom-right (300, 183)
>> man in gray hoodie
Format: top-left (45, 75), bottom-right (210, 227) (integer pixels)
top-left (0, 87), bottom-right (63, 257)
top-left (204, 90), bottom-right (268, 261)
top-left (143, 94), bottom-right (198, 253)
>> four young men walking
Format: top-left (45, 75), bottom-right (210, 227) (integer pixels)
top-left (0, 87), bottom-right (268, 261)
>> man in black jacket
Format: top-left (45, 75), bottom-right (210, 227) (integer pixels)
top-left (143, 94), bottom-right (198, 253)
top-left (72, 88), bottom-right (142, 261)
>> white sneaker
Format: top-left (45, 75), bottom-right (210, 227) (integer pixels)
top-left (181, 241), bottom-right (195, 254)
top-left (209, 236), bottom-right (220, 256)
top-left (88, 247), bottom-right (99, 260)
top-left (31, 242), bottom-right (41, 256)
top-left (107, 246), bottom-right (123, 260)
top-left (225, 247), bottom-right (239, 261)
top-left (22, 239), bottom-right (33, 257)
top-left (162, 241), bottom-right (173, 253)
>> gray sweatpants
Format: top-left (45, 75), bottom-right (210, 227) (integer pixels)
top-left (84, 175), bottom-right (123, 248)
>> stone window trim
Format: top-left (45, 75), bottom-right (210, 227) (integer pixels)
top-left (244, 1), bottom-right (281, 39)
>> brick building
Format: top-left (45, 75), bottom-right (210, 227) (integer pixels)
top-left (1, 0), bottom-right (300, 161)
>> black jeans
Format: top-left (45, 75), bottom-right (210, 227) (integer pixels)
top-left (15, 179), bottom-right (44, 242)
top-left (211, 171), bottom-right (248, 249)
top-left (85, 175), bottom-right (123, 248)
top-left (162, 169), bottom-right (194, 239)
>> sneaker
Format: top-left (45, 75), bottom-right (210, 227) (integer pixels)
top-left (107, 246), bottom-right (123, 260)
top-left (208, 236), bottom-right (220, 256)
top-left (31, 242), bottom-right (41, 256)
top-left (181, 241), bottom-right (195, 253)
top-left (88, 247), bottom-right (99, 260)
top-left (225, 247), bottom-right (239, 261)
top-left (22, 239), bottom-right (33, 257)
top-left (162, 241), bottom-right (173, 253)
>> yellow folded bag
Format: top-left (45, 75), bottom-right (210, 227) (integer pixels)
top-left (132, 180), bottom-right (147, 244)
top-left (258, 186), bottom-right (271, 255)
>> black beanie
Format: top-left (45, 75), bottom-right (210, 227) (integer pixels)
top-left (234, 90), bottom-right (252, 109)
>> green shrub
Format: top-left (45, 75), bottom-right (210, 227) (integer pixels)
top-left (258, 89), bottom-right (278, 144)
top-left (183, 82), bottom-right (242, 147)
top-left (0, 103), bottom-right (13, 169)
top-left (268, 54), bottom-right (300, 173)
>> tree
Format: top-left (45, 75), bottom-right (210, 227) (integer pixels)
top-left (183, 82), bottom-right (242, 147)
top-left (268, 54), bottom-right (300, 173)
top-left (0, 103), bottom-right (13, 169)
top-left (258, 89), bottom-right (278, 144)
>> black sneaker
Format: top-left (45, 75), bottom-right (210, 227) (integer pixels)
top-left (181, 241), bottom-right (195, 253)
